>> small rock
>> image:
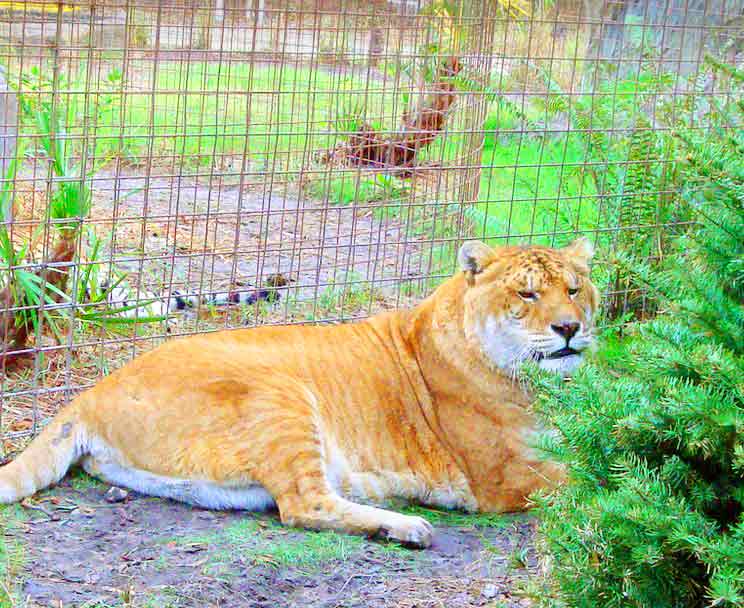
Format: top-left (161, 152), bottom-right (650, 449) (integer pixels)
top-left (104, 486), bottom-right (129, 503)
top-left (482, 583), bottom-right (498, 599)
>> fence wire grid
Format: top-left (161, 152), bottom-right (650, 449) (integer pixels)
top-left (0, 0), bottom-right (742, 452)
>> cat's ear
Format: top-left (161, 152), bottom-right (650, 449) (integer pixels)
top-left (458, 241), bottom-right (495, 285)
top-left (562, 237), bottom-right (594, 263)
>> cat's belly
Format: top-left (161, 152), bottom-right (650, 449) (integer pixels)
top-left (82, 452), bottom-right (276, 510)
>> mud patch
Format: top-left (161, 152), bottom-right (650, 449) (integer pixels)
top-left (7, 475), bottom-right (538, 607)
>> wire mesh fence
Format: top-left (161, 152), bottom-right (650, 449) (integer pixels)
top-left (0, 0), bottom-right (742, 452)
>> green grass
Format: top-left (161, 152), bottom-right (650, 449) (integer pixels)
top-left (275, 271), bottom-right (384, 323)
top-left (165, 502), bottom-right (518, 575)
top-left (237, 524), bottom-right (363, 567)
top-left (315, 272), bottom-right (380, 317)
top-left (400, 504), bottom-right (517, 529)
top-left (167, 517), bottom-right (406, 573)
top-left (474, 132), bottom-right (601, 246)
top-left (0, 505), bottom-right (26, 608)
top-left (16, 60), bottom-right (609, 249)
top-left (309, 174), bottom-right (381, 205)
top-left (68, 468), bottom-right (105, 492)
top-left (17, 61), bottom-right (406, 171)
top-left (308, 173), bottom-right (410, 208)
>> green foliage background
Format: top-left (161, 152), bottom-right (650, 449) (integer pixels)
top-left (529, 60), bottom-right (743, 607)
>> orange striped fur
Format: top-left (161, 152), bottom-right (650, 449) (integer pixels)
top-left (0, 240), bottom-right (598, 547)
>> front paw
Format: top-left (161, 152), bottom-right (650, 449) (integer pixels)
top-left (378, 514), bottom-right (434, 548)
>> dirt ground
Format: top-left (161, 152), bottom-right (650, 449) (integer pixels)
top-left (4, 472), bottom-right (538, 608)
top-left (89, 169), bottom-right (431, 304)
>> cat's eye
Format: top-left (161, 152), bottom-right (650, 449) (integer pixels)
top-left (568, 287), bottom-right (579, 297)
top-left (518, 290), bottom-right (538, 301)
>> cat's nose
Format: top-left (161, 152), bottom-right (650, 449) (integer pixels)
top-left (551, 321), bottom-right (580, 341)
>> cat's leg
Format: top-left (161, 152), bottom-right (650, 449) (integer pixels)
top-left (498, 459), bottom-right (566, 511)
top-left (343, 471), bottom-right (421, 504)
top-left (243, 387), bottom-right (434, 547)
top-left (344, 471), bottom-right (478, 512)
top-left (475, 457), bottom-right (566, 512)
top-left (275, 484), bottom-right (434, 548)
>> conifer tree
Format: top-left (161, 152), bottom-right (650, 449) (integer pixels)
top-left (531, 61), bottom-right (743, 607)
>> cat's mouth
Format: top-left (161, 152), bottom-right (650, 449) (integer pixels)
top-left (533, 347), bottom-right (581, 361)
top-left (548, 346), bottom-right (581, 359)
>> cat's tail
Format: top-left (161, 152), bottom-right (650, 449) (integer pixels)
top-left (0, 404), bottom-right (86, 503)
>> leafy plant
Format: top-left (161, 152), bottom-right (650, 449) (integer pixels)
top-left (30, 100), bottom-right (166, 327)
top-left (0, 144), bottom-right (66, 347)
top-left (530, 65), bottom-right (743, 607)
top-left (31, 103), bottom-right (91, 232)
top-left (530, 59), bottom-right (716, 317)
top-left (18, 64), bottom-right (123, 162)
top-left (67, 231), bottom-right (166, 327)
top-left (1, 91), bottom-right (162, 363)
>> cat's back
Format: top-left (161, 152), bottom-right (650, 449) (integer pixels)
top-left (82, 316), bottom-right (403, 406)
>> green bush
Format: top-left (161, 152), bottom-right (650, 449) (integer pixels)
top-left (530, 63), bottom-right (743, 607)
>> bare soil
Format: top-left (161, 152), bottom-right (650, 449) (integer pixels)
top-left (90, 170), bottom-right (427, 303)
top-left (7, 475), bottom-right (538, 608)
